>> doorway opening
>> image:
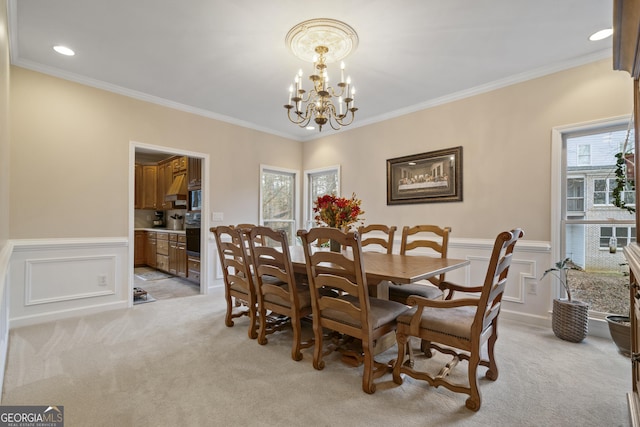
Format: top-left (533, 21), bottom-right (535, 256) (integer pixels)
top-left (130, 142), bottom-right (209, 306)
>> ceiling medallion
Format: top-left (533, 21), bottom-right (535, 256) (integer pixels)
top-left (284, 19), bottom-right (359, 132)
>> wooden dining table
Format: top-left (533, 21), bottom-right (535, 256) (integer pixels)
top-left (287, 245), bottom-right (470, 299)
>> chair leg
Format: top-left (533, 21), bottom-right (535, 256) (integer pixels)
top-left (247, 300), bottom-right (257, 340)
top-left (485, 328), bottom-right (499, 381)
top-left (393, 332), bottom-right (407, 385)
top-left (361, 340), bottom-right (376, 394)
top-left (257, 303), bottom-right (268, 345)
top-left (465, 352), bottom-right (482, 411)
top-left (290, 315), bottom-right (303, 361)
top-left (420, 339), bottom-right (433, 357)
top-left (224, 293), bottom-right (234, 327)
top-left (312, 319), bottom-right (325, 370)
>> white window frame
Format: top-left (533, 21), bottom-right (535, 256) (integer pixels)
top-left (576, 143), bottom-right (591, 166)
top-left (566, 176), bottom-right (585, 214)
top-left (551, 115), bottom-right (634, 318)
top-left (303, 165), bottom-right (341, 229)
top-left (259, 164), bottom-right (300, 244)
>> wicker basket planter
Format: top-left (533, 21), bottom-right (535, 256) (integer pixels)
top-left (552, 299), bottom-right (589, 343)
top-left (606, 315), bottom-right (631, 356)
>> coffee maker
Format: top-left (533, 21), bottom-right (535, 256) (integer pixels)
top-left (152, 211), bottom-right (165, 228)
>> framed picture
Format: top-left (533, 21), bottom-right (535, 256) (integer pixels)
top-left (387, 146), bottom-right (463, 205)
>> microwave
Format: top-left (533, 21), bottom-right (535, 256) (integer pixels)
top-left (189, 189), bottom-right (202, 211)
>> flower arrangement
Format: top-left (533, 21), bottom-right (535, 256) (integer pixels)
top-left (313, 193), bottom-right (365, 230)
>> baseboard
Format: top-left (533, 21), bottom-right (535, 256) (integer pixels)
top-left (500, 307), bottom-right (612, 339)
top-left (9, 300), bottom-right (129, 329)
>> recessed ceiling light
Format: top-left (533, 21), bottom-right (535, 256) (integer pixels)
top-left (306, 126), bottom-right (315, 130)
top-left (589, 28), bottom-right (613, 41)
top-left (53, 45), bottom-right (75, 56)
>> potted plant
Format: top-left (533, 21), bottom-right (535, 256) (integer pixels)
top-left (541, 258), bottom-right (589, 342)
top-left (605, 262), bottom-right (631, 356)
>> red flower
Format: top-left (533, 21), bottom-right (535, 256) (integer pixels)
top-left (313, 193), bottom-right (365, 229)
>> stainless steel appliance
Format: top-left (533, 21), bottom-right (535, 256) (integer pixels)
top-left (185, 211), bottom-right (201, 256)
top-left (152, 211), bottom-right (165, 228)
top-left (189, 189), bottom-right (202, 211)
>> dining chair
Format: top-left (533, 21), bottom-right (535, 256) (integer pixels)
top-left (244, 226), bottom-right (313, 361)
top-left (235, 223), bottom-right (266, 247)
top-left (387, 225), bottom-right (451, 304)
top-left (358, 224), bottom-right (397, 254)
top-left (297, 227), bottom-right (410, 394)
top-left (211, 225), bottom-right (258, 339)
top-left (392, 228), bottom-right (524, 411)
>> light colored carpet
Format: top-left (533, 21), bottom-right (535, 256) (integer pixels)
top-left (1, 288), bottom-right (631, 426)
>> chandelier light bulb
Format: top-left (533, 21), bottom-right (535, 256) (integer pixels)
top-left (284, 18), bottom-right (359, 132)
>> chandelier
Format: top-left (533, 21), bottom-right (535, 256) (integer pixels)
top-left (284, 19), bottom-right (359, 132)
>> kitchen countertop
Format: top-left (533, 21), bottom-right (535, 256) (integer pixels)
top-left (135, 228), bottom-right (186, 234)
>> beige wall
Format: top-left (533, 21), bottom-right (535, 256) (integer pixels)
top-left (9, 67), bottom-right (302, 238)
top-left (304, 58), bottom-right (634, 241)
top-left (7, 57), bottom-right (635, 243)
top-left (0, 0), bottom-right (9, 247)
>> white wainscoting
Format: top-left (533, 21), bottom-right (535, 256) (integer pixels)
top-left (9, 238), bottom-right (129, 328)
top-left (0, 242), bottom-right (13, 399)
top-left (6, 235), bottom-right (611, 339)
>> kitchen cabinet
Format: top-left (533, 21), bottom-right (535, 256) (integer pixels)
top-left (156, 232), bottom-right (170, 272)
top-left (172, 156), bottom-right (187, 174)
top-left (187, 254), bottom-right (200, 284)
top-left (188, 157), bottom-right (202, 190)
top-left (145, 231), bottom-right (157, 268)
top-left (135, 164), bottom-right (143, 209)
top-left (141, 165), bottom-right (158, 209)
top-left (169, 233), bottom-right (187, 277)
top-left (134, 231), bottom-right (146, 267)
top-left (158, 160), bottom-right (173, 210)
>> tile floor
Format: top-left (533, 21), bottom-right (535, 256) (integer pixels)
top-left (133, 267), bottom-right (200, 301)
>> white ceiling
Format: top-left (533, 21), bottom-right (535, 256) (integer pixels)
top-left (7, 0), bottom-right (613, 142)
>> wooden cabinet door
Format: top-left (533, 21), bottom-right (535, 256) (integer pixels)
top-left (134, 231), bottom-right (146, 267)
top-left (177, 235), bottom-right (187, 277)
top-left (145, 232), bottom-right (157, 267)
top-left (158, 161), bottom-right (173, 210)
top-left (141, 165), bottom-right (158, 209)
top-left (169, 233), bottom-right (178, 275)
top-left (188, 157), bottom-right (202, 190)
top-left (135, 164), bottom-right (142, 209)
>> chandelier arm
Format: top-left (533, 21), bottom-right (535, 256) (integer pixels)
top-left (287, 106), bottom-right (308, 125)
top-left (327, 85), bottom-right (346, 98)
top-left (335, 109), bottom-right (356, 127)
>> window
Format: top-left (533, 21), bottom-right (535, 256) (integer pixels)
top-left (566, 177), bottom-right (585, 213)
top-left (260, 166), bottom-right (298, 244)
top-left (593, 178), bottom-right (615, 205)
top-left (594, 178), bottom-right (635, 207)
top-left (599, 226), bottom-right (636, 249)
top-left (304, 166), bottom-right (340, 228)
top-left (554, 119), bottom-right (635, 317)
top-left (576, 144), bottom-right (591, 166)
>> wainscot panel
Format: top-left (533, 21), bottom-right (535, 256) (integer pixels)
top-left (9, 238), bottom-right (128, 327)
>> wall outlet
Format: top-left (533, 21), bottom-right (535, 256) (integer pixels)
top-left (527, 282), bottom-right (538, 295)
top-left (97, 275), bottom-right (108, 286)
